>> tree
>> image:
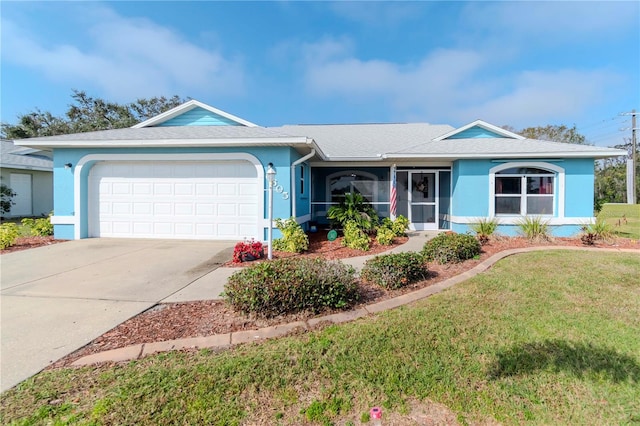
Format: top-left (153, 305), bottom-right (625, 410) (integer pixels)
top-left (1, 184), bottom-right (16, 215)
top-left (502, 124), bottom-right (587, 144)
top-left (594, 138), bottom-right (639, 209)
top-left (1, 90), bottom-right (187, 139)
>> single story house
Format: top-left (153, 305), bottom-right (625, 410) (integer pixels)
top-left (16, 100), bottom-right (625, 240)
top-left (0, 140), bottom-right (53, 218)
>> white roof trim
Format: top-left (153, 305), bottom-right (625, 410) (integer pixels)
top-left (132, 99), bottom-right (258, 128)
top-left (433, 119), bottom-right (525, 141)
top-left (383, 150), bottom-right (626, 160)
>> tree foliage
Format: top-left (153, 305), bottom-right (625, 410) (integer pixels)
top-left (594, 138), bottom-right (639, 209)
top-left (503, 124), bottom-right (587, 144)
top-left (1, 90), bottom-right (187, 139)
top-left (0, 184), bottom-right (16, 215)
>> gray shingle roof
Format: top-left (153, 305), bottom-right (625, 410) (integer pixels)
top-left (387, 137), bottom-right (625, 158)
top-left (20, 125), bottom-right (302, 141)
top-left (277, 123), bottom-right (455, 158)
top-left (14, 122), bottom-right (625, 160)
top-left (1, 140), bottom-right (52, 171)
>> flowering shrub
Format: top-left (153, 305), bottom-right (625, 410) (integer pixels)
top-left (232, 239), bottom-right (264, 263)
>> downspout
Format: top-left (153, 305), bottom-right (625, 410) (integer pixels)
top-left (290, 149), bottom-right (316, 220)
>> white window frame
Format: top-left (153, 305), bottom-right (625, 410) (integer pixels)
top-left (489, 162), bottom-right (565, 219)
top-left (325, 170), bottom-right (378, 204)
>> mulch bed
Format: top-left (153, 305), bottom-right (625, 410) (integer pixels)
top-left (0, 236), bottom-right (65, 254)
top-left (43, 232), bottom-right (638, 370)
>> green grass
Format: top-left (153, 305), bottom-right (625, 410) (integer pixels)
top-left (2, 251), bottom-right (639, 425)
top-left (598, 203), bottom-right (640, 239)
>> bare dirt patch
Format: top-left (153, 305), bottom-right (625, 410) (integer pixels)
top-left (29, 231), bottom-right (637, 370)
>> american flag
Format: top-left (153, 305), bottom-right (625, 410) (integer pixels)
top-left (390, 165), bottom-right (397, 218)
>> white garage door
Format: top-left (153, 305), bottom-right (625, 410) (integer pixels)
top-left (88, 161), bottom-right (260, 240)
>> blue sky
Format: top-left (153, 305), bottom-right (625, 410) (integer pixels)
top-left (1, 1), bottom-right (638, 147)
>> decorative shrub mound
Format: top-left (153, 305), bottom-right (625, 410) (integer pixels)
top-left (273, 217), bottom-right (309, 253)
top-left (377, 215), bottom-right (410, 245)
top-left (342, 220), bottom-right (370, 251)
top-left (360, 252), bottom-right (428, 289)
top-left (0, 222), bottom-right (19, 249)
top-left (224, 257), bottom-right (359, 318)
top-left (421, 232), bottom-right (481, 264)
top-left (21, 215), bottom-right (54, 236)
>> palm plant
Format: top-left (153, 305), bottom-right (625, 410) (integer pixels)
top-left (326, 192), bottom-right (378, 233)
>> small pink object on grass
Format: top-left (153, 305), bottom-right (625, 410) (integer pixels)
top-left (370, 406), bottom-right (382, 425)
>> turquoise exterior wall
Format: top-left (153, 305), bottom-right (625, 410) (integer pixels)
top-left (157, 107), bottom-right (242, 126)
top-left (451, 160), bottom-right (490, 216)
top-left (450, 158), bottom-right (596, 237)
top-left (447, 126), bottom-right (508, 139)
top-left (564, 158), bottom-right (595, 217)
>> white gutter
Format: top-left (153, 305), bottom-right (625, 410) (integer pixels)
top-left (382, 150), bottom-right (627, 160)
top-left (290, 149), bottom-right (316, 219)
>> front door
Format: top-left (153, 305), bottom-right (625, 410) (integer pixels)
top-left (396, 171), bottom-right (438, 230)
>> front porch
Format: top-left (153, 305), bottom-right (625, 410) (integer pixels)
top-left (309, 165), bottom-right (452, 231)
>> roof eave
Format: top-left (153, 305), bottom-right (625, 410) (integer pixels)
top-left (132, 100), bottom-right (258, 128)
top-left (383, 150), bottom-right (627, 160)
top-left (15, 136), bottom-right (313, 149)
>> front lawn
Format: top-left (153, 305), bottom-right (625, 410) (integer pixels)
top-left (598, 203), bottom-right (640, 239)
top-left (2, 251), bottom-right (639, 425)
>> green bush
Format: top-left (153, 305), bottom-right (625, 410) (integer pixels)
top-left (0, 184), bottom-right (16, 215)
top-left (21, 215), bottom-right (54, 236)
top-left (375, 226), bottom-right (395, 245)
top-left (380, 215), bottom-right (410, 237)
top-left (469, 217), bottom-right (499, 245)
top-left (361, 252), bottom-right (428, 289)
top-left (223, 257), bottom-right (359, 318)
top-left (342, 220), bottom-right (370, 251)
top-left (421, 232), bottom-right (481, 264)
top-left (327, 192), bottom-right (378, 233)
top-left (272, 217), bottom-right (309, 253)
top-left (0, 222), bottom-right (20, 249)
top-left (517, 216), bottom-right (550, 241)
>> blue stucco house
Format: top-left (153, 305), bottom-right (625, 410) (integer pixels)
top-left (16, 100), bottom-right (625, 241)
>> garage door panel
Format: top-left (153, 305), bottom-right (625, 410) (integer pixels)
top-left (196, 183), bottom-right (215, 195)
top-left (174, 184), bottom-right (193, 195)
top-left (89, 161), bottom-right (259, 240)
top-left (239, 204), bottom-right (257, 216)
top-left (154, 183), bottom-right (172, 195)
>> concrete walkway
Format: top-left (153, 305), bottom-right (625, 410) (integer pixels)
top-left (71, 242), bottom-right (639, 367)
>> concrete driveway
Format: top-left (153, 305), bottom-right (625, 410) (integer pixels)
top-left (0, 238), bottom-right (234, 392)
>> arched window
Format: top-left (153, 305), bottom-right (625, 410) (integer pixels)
top-left (493, 166), bottom-right (556, 216)
top-left (326, 170), bottom-right (378, 204)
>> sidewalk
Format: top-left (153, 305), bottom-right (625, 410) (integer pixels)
top-left (162, 231), bottom-right (438, 303)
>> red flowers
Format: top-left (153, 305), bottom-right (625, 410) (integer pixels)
top-left (232, 239), bottom-right (265, 263)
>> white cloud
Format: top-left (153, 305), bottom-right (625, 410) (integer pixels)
top-left (298, 37), bottom-right (624, 127)
top-left (1, 6), bottom-right (246, 101)
top-left (460, 1), bottom-right (638, 42)
top-left (458, 70), bottom-right (622, 128)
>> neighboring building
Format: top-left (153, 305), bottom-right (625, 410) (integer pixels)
top-left (16, 100), bottom-right (626, 240)
top-left (0, 140), bottom-right (53, 218)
